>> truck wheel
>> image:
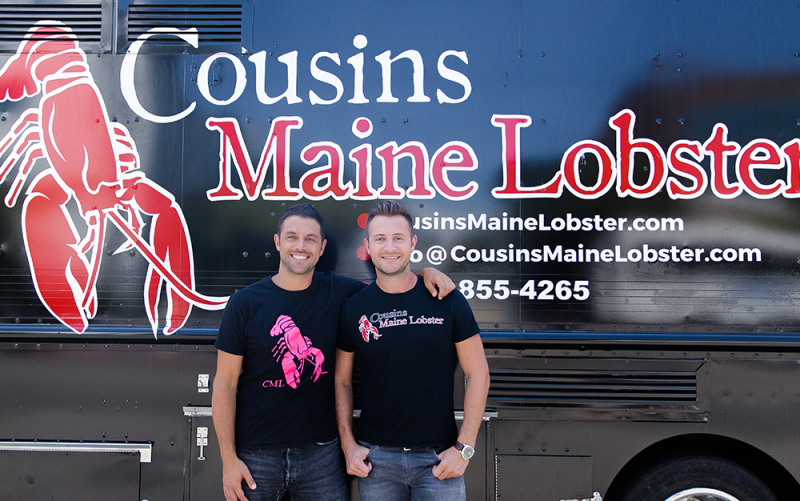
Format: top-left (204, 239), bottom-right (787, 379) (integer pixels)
top-left (619, 455), bottom-right (777, 501)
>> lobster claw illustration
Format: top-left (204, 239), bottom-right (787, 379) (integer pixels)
top-left (358, 315), bottom-right (381, 342)
top-left (0, 21), bottom-right (228, 336)
top-left (270, 315), bottom-right (326, 389)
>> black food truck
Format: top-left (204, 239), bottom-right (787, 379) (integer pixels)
top-left (1, 1), bottom-right (800, 500)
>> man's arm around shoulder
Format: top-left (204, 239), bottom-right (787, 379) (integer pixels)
top-left (432, 334), bottom-right (490, 480)
top-left (213, 350), bottom-right (257, 501)
top-left (417, 267), bottom-right (455, 299)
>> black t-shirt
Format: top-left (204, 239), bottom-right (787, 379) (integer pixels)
top-left (337, 279), bottom-right (480, 448)
top-left (215, 271), bottom-right (366, 449)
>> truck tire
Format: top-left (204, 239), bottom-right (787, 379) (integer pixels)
top-left (618, 455), bottom-right (777, 501)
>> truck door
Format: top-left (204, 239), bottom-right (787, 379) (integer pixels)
top-left (184, 407), bottom-right (223, 500)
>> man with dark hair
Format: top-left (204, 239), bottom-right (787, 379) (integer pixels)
top-left (212, 203), bottom-right (454, 501)
top-left (275, 203), bottom-right (326, 240)
top-left (335, 200), bottom-right (490, 501)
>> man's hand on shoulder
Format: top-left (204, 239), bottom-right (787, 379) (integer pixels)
top-left (343, 441), bottom-right (373, 478)
top-left (222, 457), bottom-right (256, 501)
top-left (432, 446), bottom-right (469, 479)
top-left (417, 267), bottom-right (455, 299)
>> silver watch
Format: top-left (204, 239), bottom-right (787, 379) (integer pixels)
top-left (454, 440), bottom-right (475, 460)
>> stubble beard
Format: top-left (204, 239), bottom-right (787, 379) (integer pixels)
top-left (373, 257), bottom-right (411, 280)
top-left (280, 253), bottom-right (316, 277)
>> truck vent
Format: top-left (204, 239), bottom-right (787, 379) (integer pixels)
top-left (127, 4), bottom-right (242, 44)
top-left (488, 368), bottom-right (697, 407)
top-left (0, 4), bottom-right (103, 44)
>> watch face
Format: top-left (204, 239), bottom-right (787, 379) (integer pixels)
top-left (461, 444), bottom-right (475, 460)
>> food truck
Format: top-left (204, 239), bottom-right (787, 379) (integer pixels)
top-left (1, 1), bottom-right (799, 500)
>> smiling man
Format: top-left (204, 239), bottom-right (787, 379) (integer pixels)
top-left (212, 204), bottom-right (454, 501)
top-left (335, 201), bottom-right (490, 501)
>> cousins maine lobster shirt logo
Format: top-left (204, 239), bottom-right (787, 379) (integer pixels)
top-left (362, 309), bottom-right (445, 338)
top-left (358, 315), bottom-right (381, 342)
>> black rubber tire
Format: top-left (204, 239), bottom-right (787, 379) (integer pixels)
top-left (618, 455), bottom-right (778, 501)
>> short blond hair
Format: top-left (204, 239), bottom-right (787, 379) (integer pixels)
top-left (366, 201), bottom-right (413, 237)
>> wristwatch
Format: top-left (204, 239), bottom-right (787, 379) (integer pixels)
top-left (454, 440), bottom-right (475, 460)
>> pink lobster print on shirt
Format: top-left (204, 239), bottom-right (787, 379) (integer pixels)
top-left (270, 315), bottom-right (325, 389)
top-left (0, 21), bottom-right (228, 336)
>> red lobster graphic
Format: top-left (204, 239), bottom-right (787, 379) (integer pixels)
top-left (0, 21), bottom-right (227, 336)
top-left (358, 315), bottom-right (381, 342)
top-left (270, 315), bottom-right (325, 389)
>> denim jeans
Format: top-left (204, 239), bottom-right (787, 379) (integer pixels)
top-left (237, 437), bottom-right (348, 501)
top-left (357, 442), bottom-right (466, 501)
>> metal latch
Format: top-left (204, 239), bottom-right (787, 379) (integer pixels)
top-left (561, 493), bottom-right (602, 501)
top-left (197, 374), bottom-right (209, 393)
top-left (196, 427), bottom-right (208, 460)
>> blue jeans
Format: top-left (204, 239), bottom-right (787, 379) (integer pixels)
top-left (357, 442), bottom-right (466, 501)
top-left (237, 437), bottom-right (348, 501)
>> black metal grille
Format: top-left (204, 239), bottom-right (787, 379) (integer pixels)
top-left (127, 4), bottom-right (242, 44)
top-left (489, 368), bottom-right (697, 407)
top-left (0, 4), bottom-right (102, 44)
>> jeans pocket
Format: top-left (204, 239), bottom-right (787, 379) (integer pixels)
top-left (316, 437), bottom-right (340, 447)
top-left (356, 440), bottom-right (374, 461)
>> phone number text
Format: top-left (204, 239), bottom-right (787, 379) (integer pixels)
top-left (458, 279), bottom-right (590, 301)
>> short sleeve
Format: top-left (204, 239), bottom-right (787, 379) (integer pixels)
top-left (215, 292), bottom-right (247, 355)
top-left (448, 290), bottom-right (480, 343)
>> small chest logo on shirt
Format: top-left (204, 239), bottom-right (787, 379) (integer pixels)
top-left (358, 315), bottom-right (381, 342)
top-left (361, 310), bottom-right (445, 339)
top-left (269, 315), bottom-right (325, 389)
